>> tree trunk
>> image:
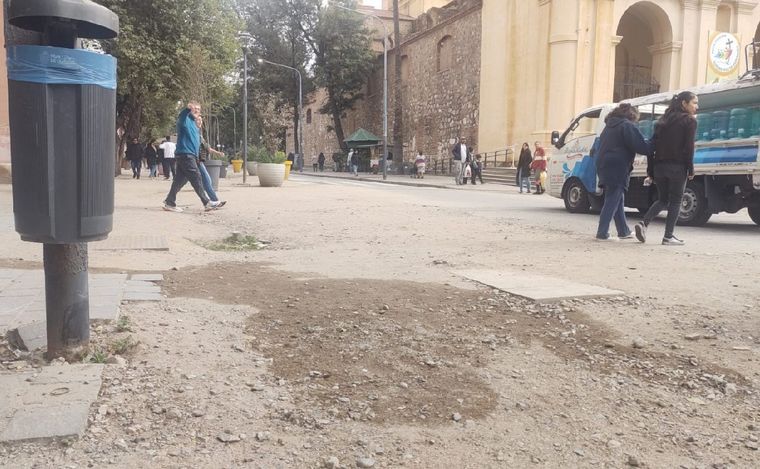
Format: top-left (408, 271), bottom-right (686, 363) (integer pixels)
top-left (293, 103), bottom-right (300, 155)
top-left (392, 0), bottom-right (404, 174)
top-left (328, 97), bottom-right (347, 151)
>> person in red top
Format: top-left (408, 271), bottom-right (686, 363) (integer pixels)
top-left (530, 141), bottom-right (547, 194)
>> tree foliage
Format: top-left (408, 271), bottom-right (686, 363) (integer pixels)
top-left (238, 0), bottom-right (374, 152)
top-left (95, 0), bottom-right (240, 163)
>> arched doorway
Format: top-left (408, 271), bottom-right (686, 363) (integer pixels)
top-left (614, 2), bottom-right (674, 101)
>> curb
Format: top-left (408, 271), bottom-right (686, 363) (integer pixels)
top-left (295, 172), bottom-right (494, 190)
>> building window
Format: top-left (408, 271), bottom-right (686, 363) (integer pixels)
top-left (306, 109), bottom-right (312, 125)
top-left (400, 55), bottom-right (410, 82)
top-left (437, 36), bottom-right (453, 72)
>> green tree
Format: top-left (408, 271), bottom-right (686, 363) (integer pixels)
top-left (96, 0), bottom-right (239, 169)
top-left (310, 1), bottom-right (375, 150)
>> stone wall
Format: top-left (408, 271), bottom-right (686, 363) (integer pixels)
top-left (290, 0), bottom-right (482, 169)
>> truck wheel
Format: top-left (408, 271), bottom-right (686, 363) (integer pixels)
top-left (564, 179), bottom-right (591, 213)
top-left (748, 206), bottom-right (760, 226)
top-left (679, 180), bottom-right (711, 226)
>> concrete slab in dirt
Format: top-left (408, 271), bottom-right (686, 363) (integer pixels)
top-left (6, 321), bottom-right (46, 351)
top-left (91, 235), bottom-right (169, 251)
top-left (129, 274), bottom-right (164, 282)
top-left (0, 364), bottom-right (104, 442)
top-left (456, 269), bottom-right (624, 303)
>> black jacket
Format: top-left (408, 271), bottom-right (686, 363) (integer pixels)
top-left (596, 117), bottom-right (651, 189)
top-left (517, 148), bottom-right (532, 173)
top-left (144, 144), bottom-right (158, 165)
top-left (126, 143), bottom-right (143, 162)
top-left (650, 113), bottom-right (697, 177)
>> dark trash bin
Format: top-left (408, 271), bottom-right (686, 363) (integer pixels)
top-left (7, 0), bottom-right (119, 244)
top-left (204, 159), bottom-right (222, 191)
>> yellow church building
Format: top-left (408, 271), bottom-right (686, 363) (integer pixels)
top-left (380, 0), bottom-right (760, 157)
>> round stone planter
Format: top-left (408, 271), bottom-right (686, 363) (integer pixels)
top-left (246, 161), bottom-right (258, 176)
top-left (257, 163), bottom-right (285, 187)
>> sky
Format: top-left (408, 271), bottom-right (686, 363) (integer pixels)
top-left (361, 0), bottom-right (382, 7)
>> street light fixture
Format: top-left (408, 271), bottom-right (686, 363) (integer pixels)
top-left (333, 3), bottom-right (388, 180)
top-left (257, 58), bottom-right (303, 171)
top-left (238, 32), bottom-right (252, 184)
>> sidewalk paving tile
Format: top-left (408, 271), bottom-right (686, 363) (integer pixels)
top-left (129, 274), bottom-right (164, 282)
top-left (456, 269), bottom-right (624, 303)
top-left (0, 364), bottom-right (104, 442)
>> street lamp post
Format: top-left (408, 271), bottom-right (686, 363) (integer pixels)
top-left (239, 32), bottom-right (252, 184)
top-left (257, 58), bottom-right (303, 169)
top-left (334, 4), bottom-right (388, 180)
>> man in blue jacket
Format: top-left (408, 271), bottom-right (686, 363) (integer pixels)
top-left (163, 101), bottom-right (222, 212)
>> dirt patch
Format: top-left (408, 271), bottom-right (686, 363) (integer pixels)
top-left (165, 263), bottom-right (755, 428)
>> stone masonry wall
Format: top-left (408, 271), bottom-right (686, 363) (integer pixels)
top-left (291, 0), bottom-right (482, 171)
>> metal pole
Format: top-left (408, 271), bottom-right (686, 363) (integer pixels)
top-left (381, 31), bottom-right (388, 181)
top-left (242, 50), bottom-right (248, 184)
top-left (232, 108), bottom-right (237, 160)
top-left (298, 70), bottom-right (303, 172)
top-left (44, 243), bottom-right (89, 359)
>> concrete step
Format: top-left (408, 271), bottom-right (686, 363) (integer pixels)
top-left (481, 167), bottom-right (517, 185)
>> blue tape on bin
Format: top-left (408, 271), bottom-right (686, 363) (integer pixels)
top-left (6, 45), bottom-right (116, 90)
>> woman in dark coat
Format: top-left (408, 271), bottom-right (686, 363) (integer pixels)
top-left (594, 103), bottom-right (652, 240)
top-left (144, 140), bottom-right (158, 178)
top-left (635, 91), bottom-right (698, 246)
top-left (516, 143), bottom-right (532, 193)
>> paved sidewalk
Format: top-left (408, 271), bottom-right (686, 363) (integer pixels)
top-left (292, 170), bottom-right (512, 192)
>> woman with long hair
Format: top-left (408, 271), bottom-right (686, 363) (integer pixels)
top-left (594, 103), bottom-right (652, 240)
top-left (516, 142), bottom-right (532, 193)
top-left (635, 91), bottom-right (698, 245)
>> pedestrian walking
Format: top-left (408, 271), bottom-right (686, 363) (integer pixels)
top-left (126, 137), bottom-right (143, 179)
top-left (594, 103), bottom-right (652, 241)
top-left (471, 154), bottom-right (484, 184)
top-left (346, 149), bottom-right (354, 174)
top-left (451, 137), bottom-right (470, 185)
top-left (350, 149), bottom-right (360, 176)
top-left (635, 91), bottom-right (699, 246)
top-left (318, 152), bottom-right (326, 172)
top-left (144, 140), bottom-right (159, 178)
top-left (415, 151), bottom-right (426, 179)
top-left (159, 136), bottom-right (176, 180)
top-left (162, 101), bottom-right (222, 213)
top-left (333, 153), bottom-right (342, 172)
top-left (311, 154), bottom-right (318, 172)
top-left (530, 142), bottom-right (547, 194)
top-left (517, 143), bottom-right (533, 193)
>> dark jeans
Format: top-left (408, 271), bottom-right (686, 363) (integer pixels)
top-left (162, 158), bottom-right (176, 179)
top-left (318, 162), bottom-right (324, 171)
top-left (642, 164), bottom-right (688, 238)
top-left (596, 183), bottom-right (630, 239)
top-left (164, 155), bottom-right (209, 207)
top-left (130, 160), bottom-right (141, 177)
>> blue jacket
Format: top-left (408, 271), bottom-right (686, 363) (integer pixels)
top-left (175, 108), bottom-right (200, 156)
top-left (595, 117), bottom-right (651, 190)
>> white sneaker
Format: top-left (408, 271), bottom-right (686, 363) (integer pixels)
top-left (595, 235), bottom-right (618, 242)
top-left (205, 200), bottom-right (222, 211)
top-left (163, 204), bottom-right (183, 213)
top-left (662, 236), bottom-right (685, 246)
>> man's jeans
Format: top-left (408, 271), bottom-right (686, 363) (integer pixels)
top-left (596, 184), bottom-right (631, 239)
top-left (642, 163), bottom-right (688, 238)
top-left (518, 168), bottom-right (531, 192)
top-left (164, 155), bottom-right (209, 207)
top-left (352, 164), bottom-right (358, 175)
top-left (198, 161), bottom-right (219, 202)
top-left (130, 160), bottom-right (141, 177)
top-left (453, 160), bottom-right (463, 184)
top-left (162, 158), bottom-right (176, 179)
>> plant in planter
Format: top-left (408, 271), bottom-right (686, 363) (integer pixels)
top-left (254, 149), bottom-right (287, 187)
top-left (210, 152), bottom-right (227, 178)
top-left (246, 146), bottom-right (267, 176)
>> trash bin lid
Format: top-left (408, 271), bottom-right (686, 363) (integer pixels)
top-left (9, 0), bottom-right (118, 40)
